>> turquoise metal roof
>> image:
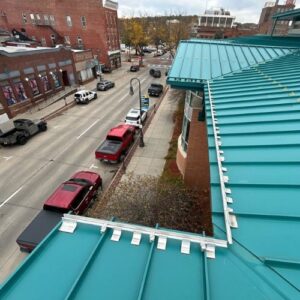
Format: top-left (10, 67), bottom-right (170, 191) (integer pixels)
top-left (272, 7), bottom-right (300, 20)
top-left (2, 40), bottom-right (300, 299)
top-left (167, 39), bottom-right (295, 89)
top-left (229, 35), bottom-right (300, 48)
top-left (206, 51), bottom-right (300, 297)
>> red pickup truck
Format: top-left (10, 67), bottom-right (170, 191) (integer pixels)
top-left (16, 171), bottom-right (102, 252)
top-left (95, 124), bottom-right (135, 163)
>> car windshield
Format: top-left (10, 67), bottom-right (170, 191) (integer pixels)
top-left (126, 116), bottom-right (139, 121)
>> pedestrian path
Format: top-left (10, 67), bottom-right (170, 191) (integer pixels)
top-left (123, 88), bottom-right (178, 178)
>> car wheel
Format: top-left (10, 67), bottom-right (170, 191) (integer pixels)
top-left (17, 135), bottom-right (27, 145)
top-left (118, 154), bottom-right (125, 163)
top-left (94, 94), bottom-right (98, 99)
top-left (39, 123), bottom-right (47, 132)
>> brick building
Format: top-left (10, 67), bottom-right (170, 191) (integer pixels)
top-left (258, 0), bottom-right (296, 35)
top-left (0, 45), bottom-right (76, 118)
top-left (0, 0), bottom-right (121, 69)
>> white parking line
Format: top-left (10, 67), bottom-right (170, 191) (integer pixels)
top-left (0, 187), bottom-right (23, 209)
top-left (2, 156), bottom-right (12, 161)
top-left (76, 119), bottom-right (100, 140)
top-left (89, 164), bottom-right (98, 169)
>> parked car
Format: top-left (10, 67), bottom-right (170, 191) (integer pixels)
top-left (74, 90), bottom-right (97, 104)
top-left (0, 118), bottom-right (47, 146)
top-left (125, 108), bottom-right (147, 127)
top-left (97, 80), bottom-right (115, 91)
top-left (165, 66), bottom-right (171, 76)
top-left (95, 124), bottom-right (135, 163)
top-left (101, 65), bottom-right (112, 73)
top-left (130, 65), bottom-right (140, 72)
top-left (149, 68), bottom-right (161, 78)
top-left (16, 171), bottom-right (102, 252)
top-left (153, 49), bottom-right (164, 57)
top-left (148, 83), bottom-right (164, 97)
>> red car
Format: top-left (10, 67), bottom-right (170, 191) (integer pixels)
top-left (17, 171), bottom-right (102, 252)
top-left (95, 124), bottom-right (135, 163)
top-left (44, 171), bottom-right (102, 214)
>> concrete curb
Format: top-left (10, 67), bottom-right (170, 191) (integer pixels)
top-left (43, 101), bottom-right (76, 121)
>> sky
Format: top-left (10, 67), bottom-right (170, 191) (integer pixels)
top-left (118, 0), bottom-right (299, 23)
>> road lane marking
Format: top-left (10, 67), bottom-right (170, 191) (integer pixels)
top-left (0, 187), bottom-right (23, 209)
top-left (2, 156), bottom-right (12, 161)
top-left (89, 164), bottom-right (98, 169)
top-left (76, 119), bottom-right (100, 140)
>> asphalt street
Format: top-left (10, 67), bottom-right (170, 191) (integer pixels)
top-left (0, 57), bottom-right (169, 282)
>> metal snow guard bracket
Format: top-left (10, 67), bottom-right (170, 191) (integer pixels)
top-left (207, 81), bottom-right (239, 244)
top-left (59, 219), bottom-right (77, 233)
top-left (61, 214), bottom-right (228, 259)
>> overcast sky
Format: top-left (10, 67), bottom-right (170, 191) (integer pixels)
top-left (118, 0), bottom-right (299, 23)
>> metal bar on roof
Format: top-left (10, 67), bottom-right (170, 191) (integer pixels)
top-left (207, 81), bottom-right (234, 244)
top-left (64, 226), bottom-right (108, 300)
top-left (136, 224), bottom-right (158, 300)
top-left (203, 251), bottom-right (211, 300)
top-left (61, 214), bottom-right (228, 250)
top-left (232, 47), bottom-right (242, 70)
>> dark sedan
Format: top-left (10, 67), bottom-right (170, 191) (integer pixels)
top-left (130, 65), bottom-right (140, 72)
top-left (97, 80), bottom-right (115, 91)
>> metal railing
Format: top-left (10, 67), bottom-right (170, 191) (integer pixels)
top-left (60, 214), bottom-right (227, 258)
top-left (207, 81), bottom-right (237, 244)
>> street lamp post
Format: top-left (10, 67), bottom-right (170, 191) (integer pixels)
top-left (129, 77), bottom-right (144, 147)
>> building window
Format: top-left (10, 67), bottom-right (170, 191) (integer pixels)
top-left (77, 36), bottom-right (83, 47)
top-left (1, 81), bottom-right (17, 106)
top-left (64, 36), bottom-right (70, 45)
top-left (50, 15), bottom-right (55, 26)
top-left (66, 16), bottom-right (72, 27)
top-left (41, 37), bottom-right (46, 46)
top-left (181, 116), bottom-right (190, 152)
top-left (28, 76), bottom-right (40, 96)
top-left (40, 73), bottom-right (51, 92)
top-left (81, 16), bottom-right (87, 28)
top-left (30, 13), bottom-right (35, 24)
top-left (22, 13), bottom-right (27, 24)
top-left (13, 79), bottom-right (28, 102)
top-left (50, 72), bottom-right (61, 88)
top-left (44, 15), bottom-right (49, 25)
top-left (36, 14), bottom-right (41, 24)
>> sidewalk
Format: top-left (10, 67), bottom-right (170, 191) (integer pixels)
top-left (123, 88), bottom-right (179, 178)
top-left (16, 63), bottom-right (132, 121)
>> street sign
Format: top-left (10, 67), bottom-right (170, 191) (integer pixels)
top-left (141, 95), bottom-right (149, 111)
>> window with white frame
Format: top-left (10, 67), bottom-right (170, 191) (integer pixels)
top-left (50, 15), bottom-right (55, 26)
top-left (41, 37), bottom-right (46, 46)
top-left (66, 16), bottom-right (72, 27)
top-left (30, 13), bottom-right (35, 24)
top-left (36, 14), bottom-right (41, 24)
top-left (64, 36), bottom-right (70, 45)
top-left (22, 13), bottom-right (27, 24)
top-left (44, 15), bottom-right (49, 25)
top-left (77, 36), bottom-right (83, 46)
top-left (81, 16), bottom-right (87, 28)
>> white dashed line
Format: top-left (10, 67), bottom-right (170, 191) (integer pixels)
top-left (0, 187), bottom-right (23, 209)
top-left (76, 119), bottom-right (100, 140)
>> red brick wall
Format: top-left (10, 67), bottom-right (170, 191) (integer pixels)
top-left (176, 108), bottom-right (210, 191)
top-left (0, 0), bottom-right (120, 66)
top-left (0, 47), bottom-right (76, 117)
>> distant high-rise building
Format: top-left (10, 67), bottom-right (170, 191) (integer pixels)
top-left (198, 8), bottom-right (235, 28)
top-left (258, 1), bottom-right (296, 35)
